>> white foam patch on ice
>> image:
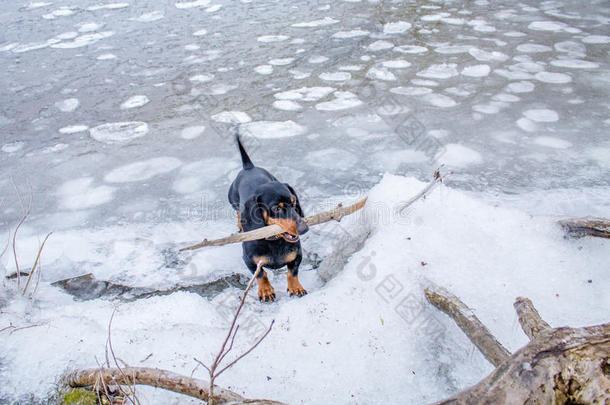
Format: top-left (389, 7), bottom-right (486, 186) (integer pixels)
top-left (493, 93), bottom-right (520, 103)
top-left (504, 31), bottom-right (527, 37)
top-left (242, 120), bottom-right (307, 138)
top-left (417, 63), bottom-right (458, 79)
top-left (550, 59), bottom-right (599, 69)
top-left (516, 118), bottom-right (537, 132)
top-left (77, 22), bottom-right (102, 32)
top-left (423, 93), bottom-right (457, 108)
top-left (394, 45), bottom-right (428, 54)
top-left (26, 1), bottom-right (52, 9)
top-left (332, 29), bottom-right (369, 39)
top-left (274, 87), bottom-right (335, 102)
top-left (254, 65), bottom-right (273, 75)
top-left (461, 64), bottom-right (490, 77)
top-left (308, 55), bottom-right (328, 64)
top-left (534, 71), bottom-right (572, 83)
top-left (57, 177), bottom-right (115, 210)
top-left (189, 73), bottom-right (214, 83)
top-left (205, 4), bottom-right (221, 12)
top-left (533, 136), bottom-right (572, 149)
top-left (412, 79), bottom-right (438, 87)
top-left (273, 100), bottom-right (302, 111)
top-left (131, 11), bottom-right (164, 22)
top-left (269, 58), bottom-right (294, 66)
top-left (382, 59), bottom-right (410, 68)
top-left (319, 72), bottom-right (351, 81)
top-left (528, 21), bottom-right (580, 33)
top-left (434, 45), bottom-right (472, 54)
top-left (97, 53), bottom-right (116, 60)
top-left (89, 122), bottom-right (149, 144)
top-left (315, 91), bottom-right (362, 111)
top-left (55, 98), bottom-right (79, 112)
top-left (193, 28), bottom-right (208, 36)
top-left (291, 17), bottom-right (338, 28)
top-left (174, 0), bottom-right (210, 9)
top-left (516, 43), bottom-right (552, 53)
top-left (523, 109), bottom-right (559, 122)
top-left (383, 21), bottom-right (411, 34)
top-left (339, 65), bottom-right (363, 71)
top-left (366, 67), bottom-right (396, 81)
top-left (468, 48), bottom-right (509, 62)
top-left (180, 125), bottom-right (205, 140)
top-left (87, 3), bottom-right (129, 11)
top-left (368, 40), bottom-right (394, 51)
top-left (42, 7), bottom-right (75, 19)
top-left (258, 35), bottom-right (289, 43)
top-left (2, 142), bottom-right (25, 153)
top-left (390, 86), bottom-right (433, 96)
top-left (104, 157), bottom-right (182, 183)
top-left (554, 41), bottom-right (586, 56)
top-left (51, 31), bottom-right (115, 49)
top-left (211, 111), bottom-right (252, 124)
top-left (120, 95), bottom-right (150, 110)
top-left (506, 81), bottom-right (535, 93)
top-left (438, 143), bottom-right (483, 167)
top-left (59, 125), bottom-right (89, 134)
top-left (581, 35), bottom-right (610, 44)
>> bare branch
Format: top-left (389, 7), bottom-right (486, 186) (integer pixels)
top-left (513, 296), bottom-right (551, 340)
top-left (424, 283), bottom-right (511, 367)
top-left (11, 197), bottom-right (31, 290)
top-left (397, 167), bottom-right (450, 214)
top-left (558, 217), bottom-right (610, 239)
top-left (107, 310), bottom-right (140, 405)
top-left (22, 232), bottom-right (52, 296)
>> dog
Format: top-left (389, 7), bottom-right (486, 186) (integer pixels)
top-left (228, 132), bottom-right (309, 302)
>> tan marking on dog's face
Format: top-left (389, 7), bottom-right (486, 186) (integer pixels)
top-left (290, 197), bottom-right (295, 204)
top-left (267, 217), bottom-right (298, 235)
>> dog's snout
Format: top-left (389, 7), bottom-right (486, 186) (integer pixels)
top-left (297, 219), bottom-right (309, 235)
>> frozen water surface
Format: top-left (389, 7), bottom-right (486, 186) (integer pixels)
top-left (1, 0), bottom-right (609, 403)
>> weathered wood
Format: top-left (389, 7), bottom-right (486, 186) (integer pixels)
top-left (424, 284), bottom-right (511, 367)
top-left (514, 296), bottom-right (551, 340)
top-left (558, 217), bottom-right (610, 239)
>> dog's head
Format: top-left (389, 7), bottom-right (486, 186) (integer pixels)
top-left (241, 182), bottom-right (308, 242)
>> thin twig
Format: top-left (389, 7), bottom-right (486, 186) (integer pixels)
top-left (0, 227), bottom-right (10, 259)
top-left (397, 166), bottom-right (450, 214)
top-left (217, 324), bottom-right (240, 366)
top-left (22, 232), bottom-right (52, 296)
top-left (11, 198), bottom-right (31, 290)
top-left (107, 310), bottom-right (141, 405)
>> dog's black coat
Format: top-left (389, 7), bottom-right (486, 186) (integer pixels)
top-left (228, 133), bottom-right (308, 282)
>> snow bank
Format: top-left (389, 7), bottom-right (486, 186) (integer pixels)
top-left (1, 175), bottom-right (608, 403)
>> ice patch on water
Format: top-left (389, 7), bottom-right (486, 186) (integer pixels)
top-left (59, 125), bottom-right (89, 134)
top-left (184, 44), bottom-right (200, 51)
top-left (189, 73), bottom-right (214, 83)
top-left (292, 17), bottom-right (338, 28)
top-left (438, 143), bottom-right (483, 167)
top-left (131, 11), bottom-right (164, 22)
top-left (461, 64), bottom-right (490, 77)
top-left (339, 65), bottom-right (363, 71)
top-left (120, 95), bottom-right (150, 110)
top-left (528, 21), bottom-right (580, 33)
top-left (105, 157), bottom-right (182, 183)
top-left (173, 158), bottom-right (238, 194)
top-left (42, 7), bottom-right (75, 19)
top-left (174, 0), bottom-right (210, 9)
top-left (269, 58), bottom-right (294, 66)
top-left (87, 3), bottom-right (129, 11)
top-left (97, 53), bottom-right (116, 60)
top-left (57, 177), bottom-right (115, 210)
top-left (319, 72), bottom-right (351, 81)
top-left (506, 81), bottom-right (535, 93)
top-left (205, 4), bottom-right (221, 12)
top-left (382, 59), bottom-right (410, 69)
top-left (417, 63), bottom-right (458, 79)
top-left (516, 43), bottom-right (552, 53)
top-left (51, 31), bottom-right (115, 49)
top-left (332, 30), bottom-right (369, 39)
top-left (533, 136), bottom-right (572, 149)
top-left (273, 100), bottom-right (302, 111)
top-left (534, 71), bottom-right (571, 84)
top-left (2, 142), bottom-right (25, 153)
top-left (469, 48), bottom-right (509, 62)
top-left (242, 121), bottom-right (306, 138)
top-left (586, 146), bottom-right (610, 169)
top-left (305, 148), bottom-right (357, 168)
top-left (434, 45), bottom-right (472, 54)
top-left (473, 102), bottom-right (506, 114)
top-left (523, 109), bottom-right (558, 122)
top-left (394, 45), bottom-right (428, 54)
top-left (77, 22), bottom-right (102, 32)
top-left (368, 40), bottom-right (394, 51)
top-left (550, 59), bottom-right (599, 69)
top-left (315, 91), bottom-right (362, 111)
top-left (423, 93), bottom-right (457, 108)
top-left (26, 1), bottom-right (52, 9)
top-left (493, 93), bottom-right (520, 103)
top-left (516, 118), bottom-right (536, 132)
top-left (581, 35), bottom-right (610, 44)
top-left (504, 31), bottom-right (527, 37)
top-left (383, 21), bottom-right (411, 34)
top-left (390, 86), bottom-right (433, 96)
top-left (289, 70), bottom-right (310, 79)
top-left (308, 55), bottom-right (328, 64)
top-left (211, 111), bottom-right (251, 124)
top-left (89, 122), bottom-right (149, 144)
top-left (258, 35), bottom-right (289, 43)
top-left (180, 125), bottom-right (205, 140)
top-left (366, 67), bottom-right (396, 81)
top-left (274, 87), bottom-right (335, 102)
top-left (55, 98), bottom-right (79, 112)
top-left (254, 65), bottom-right (273, 75)
top-left (554, 41), bottom-right (586, 56)
top-left (193, 28), bottom-right (208, 36)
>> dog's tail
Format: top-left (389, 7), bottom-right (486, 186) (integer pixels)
top-left (235, 127), bottom-right (254, 170)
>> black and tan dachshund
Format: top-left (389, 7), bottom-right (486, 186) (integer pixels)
top-left (228, 133), bottom-right (309, 302)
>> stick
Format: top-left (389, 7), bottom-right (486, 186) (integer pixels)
top-left (513, 297), bottom-right (551, 340)
top-left (558, 218), bottom-right (610, 239)
top-left (22, 232), bottom-right (52, 296)
top-left (397, 167), bottom-right (449, 214)
top-left (180, 197), bottom-right (368, 251)
top-left (424, 283), bottom-right (511, 367)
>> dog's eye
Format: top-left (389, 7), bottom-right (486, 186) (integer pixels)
top-left (271, 205), bottom-right (282, 213)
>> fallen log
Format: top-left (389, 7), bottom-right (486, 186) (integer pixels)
top-left (558, 217), bottom-right (610, 239)
top-left (426, 283), bottom-right (610, 404)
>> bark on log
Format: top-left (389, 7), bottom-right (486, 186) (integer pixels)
top-left (424, 284), bottom-right (511, 367)
top-left (62, 367), bottom-right (288, 405)
top-left (514, 296), bottom-right (551, 340)
top-left (558, 218), bottom-right (610, 239)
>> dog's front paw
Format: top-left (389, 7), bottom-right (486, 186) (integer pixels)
top-left (286, 274), bottom-right (307, 297)
top-left (258, 283), bottom-right (276, 302)
top-left (287, 286), bottom-right (307, 297)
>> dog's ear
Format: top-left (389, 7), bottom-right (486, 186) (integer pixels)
top-left (284, 183), bottom-right (304, 217)
top-left (242, 194), bottom-right (268, 230)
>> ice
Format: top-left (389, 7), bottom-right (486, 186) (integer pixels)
top-left (291, 17), bottom-right (338, 28)
top-left (104, 157), bottom-right (182, 183)
top-left (87, 3), bottom-right (130, 11)
top-left (211, 111), bottom-right (252, 124)
top-left (523, 109), bottom-right (559, 123)
top-left (383, 21), bottom-right (411, 34)
top-left (189, 73), bottom-right (214, 83)
top-left (269, 58), bottom-right (294, 66)
top-left (533, 136), bottom-right (572, 149)
top-left (423, 93), bottom-right (457, 108)
top-left (51, 31), bottom-right (115, 49)
top-left (174, 0), bottom-right (210, 9)
top-left (438, 144), bottom-right (483, 167)
top-left (308, 55), bottom-right (328, 64)
top-left (550, 59), bottom-right (599, 69)
top-left (417, 64), bottom-right (458, 79)
top-left (554, 41), bottom-right (586, 56)
top-left (468, 48), bottom-right (509, 62)
top-left (273, 100), bottom-right (302, 111)
top-left (89, 121), bottom-right (149, 144)
top-left (56, 32), bottom-right (78, 40)
top-left (319, 72), bottom-right (351, 81)
top-left (55, 98), bottom-right (79, 112)
top-left (516, 118), bottom-right (537, 132)
top-left (42, 7), bottom-right (75, 19)
top-left (254, 65), bottom-right (273, 75)
top-left (581, 35), bottom-right (610, 44)
top-left (534, 71), bottom-right (572, 83)
top-left (315, 91), bottom-right (362, 111)
top-left (434, 45), bottom-right (472, 54)
top-left (2, 141), bottom-right (25, 153)
top-left (528, 21), bottom-right (579, 33)
top-left (258, 35), bottom-right (289, 43)
top-left (461, 64), bottom-right (490, 77)
top-left (339, 65), bottom-right (363, 71)
top-left (394, 45), bottom-right (428, 54)
top-left (57, 177), bottom-right (115, 210)
top-left (367, 40), bottom-right (394, 51)
top-left (77, 22), bottom-right (103, 32)
top-left (59, 125), bottom-right (89, 134)
top-left (390, 86), bottom-right (433, 96)
top-left (274, 87), bottom-right (335, 102)
top-left (131, 11), bottom-right (164, 22)
top-left (382, 59), bottom-right (411, 69)
top-left (242, 120), bottom-right (307, 138)
top-left (193, 28), bottom-right (208, 36)
top-left (180, 125), bottom-right (205, 140)
top-left (332, 29), bottom-right (369, 39)
top-left (97, 53), bottom-right (116, 60)
top-left (366, 67), bottom-right (396, 81)
top-left (516, 43), bottom-right (552, 53)
top-left (506, 81), bottom-right (535, 93)
top-left (26, 1), bottom-right (52, 8)
top-left (205, 4), bottom-right (221, 12)
top-left (120, 95), bottom-right (150, 110)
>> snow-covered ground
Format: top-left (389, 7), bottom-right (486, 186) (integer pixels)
top-left (1, 0), bottom-right (609, 403)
